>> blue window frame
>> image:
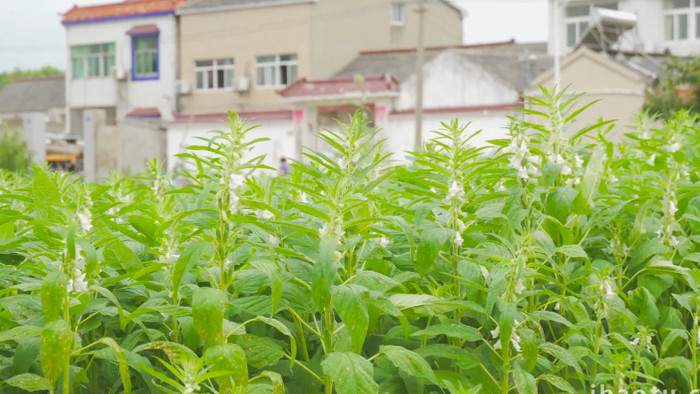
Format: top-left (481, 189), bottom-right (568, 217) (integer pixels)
top-left (131, 33), bottom-right (159, 81)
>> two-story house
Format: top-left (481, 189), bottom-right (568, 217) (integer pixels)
top-left (549, 0), bottom-right (700, 57)
top-left (174, 0), bottom-right (464, 116)
top-left (62, 0), bottom-right (186, 135)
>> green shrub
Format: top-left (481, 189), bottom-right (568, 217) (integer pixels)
top-left (0, 129), bottom-right (30, 173)
top-left (1, 89), bottom-right (700, 393)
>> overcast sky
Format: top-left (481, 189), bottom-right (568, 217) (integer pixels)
top-left (0, 0), bottom-right (549, 73)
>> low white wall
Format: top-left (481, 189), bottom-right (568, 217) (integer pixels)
top-left (166, 120), bottom-right (297, 174)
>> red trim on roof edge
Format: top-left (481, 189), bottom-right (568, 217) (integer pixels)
top-left (358, 39), bottom-right (516, 56)
top-left (278, 73), bottom-right (400, 99)
top-left (126, 24), bottom-right (160, 35)
top-left (62, 0), bottom-right (187, 24)
top-left (127, 107), bottom-right (161, 118)
top-left (171, 110), bottom-right (293, 124)
top-left (391, 103), bottom-right (521, 116)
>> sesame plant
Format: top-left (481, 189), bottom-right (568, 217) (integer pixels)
top-left (1, 88), bottom-right (700, 393)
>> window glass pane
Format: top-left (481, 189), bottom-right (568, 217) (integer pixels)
top-left (104, 55), bottom-right (115, 75)
top-left (566, 5), bottom-right (589, 17)
top-left (567, 23), bottom-right (577, 46)
top-left (196, 60), bottom-right (213, 67)
top-left (289, 64), bottom-right (298, 84)
top-left (71, 46), bottom-right (85, 56)
top-left (579, 21), bottom-right (589, 35)
top-left (258, 56), bottom-right (275, 64)
top-left (217, 69), bottom-right (225, 88)
top-left (217, 59), bottom-right (233, 65)
top-left (665, 14), bottom-right (674, 39)
top-left (72, 58), bottom-right (84, 78)
top-left (280, 65), bottom-right (289, 85)
top-left (224, 69), bottom-right (234, 88)
top-left (280, 54), bottom-right (296, 61)
top-left (598, 2), bottom-right (618, 10)
top-left (136, 36), bottom-right (157, 50)
top-left (207, 70), bottom-right (214, 89)
top-left (88, 57), bottom-right (101, 77)
top-left (679, 14), bottom-right (688, 39)
top-left (196, 71), bottom-right (204, 89)
top-left (256, 67), bottom-right (266, 86)
top-left (664, 0), bottom-right (690, 8)
top-left (696, 13), bottom-right (700, 37)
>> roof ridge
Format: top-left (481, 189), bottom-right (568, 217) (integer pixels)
top-left (358, 39), bottom-right (517, 56)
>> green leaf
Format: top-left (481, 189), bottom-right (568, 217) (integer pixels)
top-left (379, 345), bottom-right (437, 384)
top-left (410, 321), bottom-right (482, 341)
top-left (234, 334), bottom-right (284, 369)
top-left (40, 271), bottom-right (67, 322)
top-left (32, 165), bottom-right (61, 221)
top-left (555, 245), bottom-right (588, 259)
top-left (332, 284), bottom-right (369, 353)
top-left (538, 374), bottom-right (576, 394)
top-left (171, 242), bottom-right (208, 300)
top-left (539, 342), bottom-right (582, 373)
top-left (40, 319), bottom-right (74, 387)
top-left (192, 287), bottom-right (226, 348)
top-left (512, 368), bottom-right (537, 394)
top-left (205, 343), bottom-right (248, 390)
top-left (4, 373), bottom-right (51, 392)
top-left (416, 227), bottom-right (449, 274)
top-left (312, 238), bottom-right (337, 311)
top-left (321, 352), bottom-right (377, 394)
top-left (0, 325), bottom-right (42, 342)
top-left (95, 337), bottom-right (132, 394)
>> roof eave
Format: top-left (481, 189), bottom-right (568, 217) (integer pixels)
top-left (177, 0), bottom-right (317, 15)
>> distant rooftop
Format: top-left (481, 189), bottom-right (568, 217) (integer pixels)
top-left (62, 0), bottom-right (187, 25)
top-left (0, 77), bottom-right (65, 114)
top-left (335, 41), bottom-right (552, 93)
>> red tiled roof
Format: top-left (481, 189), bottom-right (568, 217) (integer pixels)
top-left (391, 103), bottom-right (521, 116)
top-left (127, 107), bottom-right (161, 118)
top-left (171, 110), bottom-right (293, 124)
top-left (126, 24), bottom-right (159, 35)
top-left (62, 0), bottom-right (187, 24)
top-left (278, 73), bottom-right (400, 99)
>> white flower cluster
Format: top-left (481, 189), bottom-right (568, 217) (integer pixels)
top-left (629, 333), bottom-right (653, 352)
top-left (77, 211), bottom-right (92, 233)
top-left (665, 134), bottom-right (682, 153)
top-left (446, 181), bottom-right (464, 201)
top-left (225, 173), bottom-right (245, 215)
top-left (504, 137), bottom-right (540, 182)
top-left (607, 239), bottom-right (629, 257)
top-left (491, 321), bottom-right (522, 352)
top-left (601, 280), bottom-right (615, 299)
top-left (656, 226), bottom-right (679, 248)
top-left (68, 269), bottom-right (88, 294)
top-left (319, 221), bottom-right (344, 240)
top-left (549, 152), bottom-right (583, 187)
top-left (377, 236), bottom-right (390, 249)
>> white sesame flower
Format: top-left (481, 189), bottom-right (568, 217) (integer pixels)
top-left (549, 154), bottom-right (565, 165)
top-left (378, 236), bottom-right (389, 248)
top-left (256, 210), bottom-right (274, 220)
top-left (630, 337), bottom-right (640, 346)
top-left (561, 164), bottom-right (572, 176)
top-left (517, 166), bottom-right (529, 181)
top-left (514, 279), bottom-right (525, 295)
top-left (527, 164), bottom-right (539, 176)
top-left (669, 200), bottom-right (678, 216)
top-left (622, 244), bottom-right (629, 254)
top-left (429, 187), bottom-right (437, 194)
top-left (511, 332), bottom-right (522, 352)
top-left (554, 302), bottom-right (561, 312)
top-left (319, 223), bottom-right (330, 238)
top-left (494, 180), bottom-right (506, 192)
top-left (454, 232), bottom-right (463, 247)
top-left (609, 174), bottom-right (619, 183)
top-left (574, 154), bottom-right (584, 169)
top-left (669, 235), bottom-right (679, 248)
top-left (457, 220), bottom-right (466, 233)
top-left (490, 326), bottom-right (500, 339)
top-left (667, 142), bottom-right (681, 153)
top-left (77, 212), bottom-right (92, 233)
top-left (338, 157), bottom-right (349, 170)
top-left (68, 271), bottom-right (88, 293)
top-left (298, 192), bottom-right (308, 203)
top-left (269, 235), bottom-right (279, 245)
top-left (527, 155), bottom-right (542, 166)
top-left (603, 281), bottom-right (615, 299)
top-left (641, 131), bottom-right (650, 139)
top-left (646, 154), bottom-right (656, 166)
top-left (448, 181), bottom-right (464, 199)
top-left (229, 173), bottom-right (245, 189)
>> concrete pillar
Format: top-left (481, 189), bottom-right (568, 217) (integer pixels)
top-left (21, 112), bottom-right (46, 164)
top-left (83, 110), bottom-right (96, 182)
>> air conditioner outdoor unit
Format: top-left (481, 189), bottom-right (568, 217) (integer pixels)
top-left (112, 68), bottom-right (127, 80)
top-left (233, 77), bottom-right (250, 92)
top-left (176, 80), bottom-right (191, 95)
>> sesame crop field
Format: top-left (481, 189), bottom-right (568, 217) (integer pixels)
top-left (1, 89), bottom-right (700, 394)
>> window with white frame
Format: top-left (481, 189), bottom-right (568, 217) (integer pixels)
top-left (664, 0), bottom-right (692, 41)
top-left (133, 35), bottom-right (159, 80)
top-left (71, 43), bottom-right (115, 79)
top-left (255, 54), bottom-right (298, 88)
top-left (391, 3), bottom-right (405, 26)
top-left (564, 2), bottom-right (618, 47)
top-left (195, 59), bottom-right (234, 90)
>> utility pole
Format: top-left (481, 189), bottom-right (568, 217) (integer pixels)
top-left (414, 0), bottom-right (426, 151)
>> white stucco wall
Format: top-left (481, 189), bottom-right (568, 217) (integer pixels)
top-left (65, 14), bottom-right (177, 121)
top-left (383, 111), bottom-right (516, 162)
top-left (166, 120), bottom-right (297, 174)
top-left (397, 51), bottom-right (519, 111)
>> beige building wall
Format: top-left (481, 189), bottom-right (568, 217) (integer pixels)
top-left (178, 0), bottom-right (463, 115)
top-left (309, 0), bottom-right (463, 78)
top-left (528, 48), bottom-right (647, 139)
top-left (178, 3), bottom-right (313, 115)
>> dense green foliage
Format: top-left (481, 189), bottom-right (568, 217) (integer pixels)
top-left (1, 88), bottom-right (700, 393)
top-left (0, 130), bottom-right (31, 174)
top-left (0, 66), bottom-right (62, 90)
top-left (646, 56), bottom-right (700, 119)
